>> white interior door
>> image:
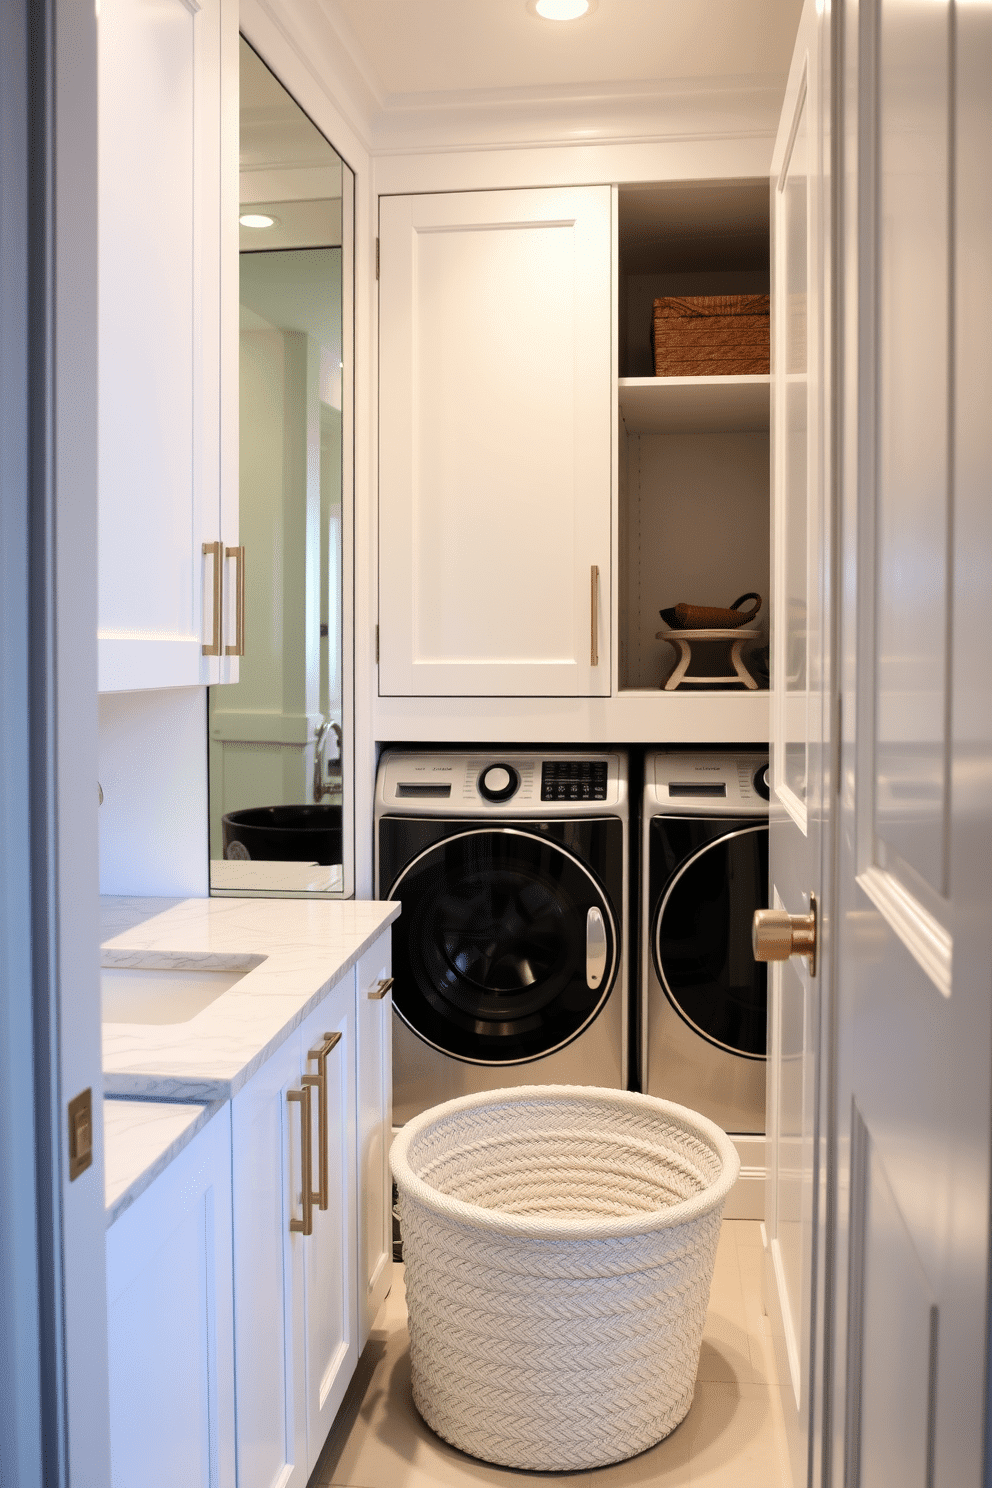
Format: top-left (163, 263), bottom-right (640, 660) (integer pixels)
top-left (765, 2), bottom-right (832, 1483)
top-left (832, 2), bottom-right (992, 1485)
top-left (378, 186), bottom-right (612, 698)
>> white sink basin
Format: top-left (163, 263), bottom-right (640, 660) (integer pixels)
top-left (101, 965), bottom-right (250, 1025)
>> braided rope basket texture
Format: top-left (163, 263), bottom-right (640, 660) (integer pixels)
top-left (390, 1085), bottom-right (740, 1472)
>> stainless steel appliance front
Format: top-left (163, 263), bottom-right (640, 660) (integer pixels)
top-left (376, 750), bottom-right (628, 1125)
top-left (641, 750), bottom-right (768, 1134)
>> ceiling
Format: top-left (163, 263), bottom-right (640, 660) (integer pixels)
top-left (293, 0), bottom-right (805, 153)
top-left (321, 0), bottom-right (803, 103)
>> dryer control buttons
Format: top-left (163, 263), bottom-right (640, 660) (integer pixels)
top-left (478, 764), bottom-right (520, 802)
top-left (541, 760), bottom-right (608, 801)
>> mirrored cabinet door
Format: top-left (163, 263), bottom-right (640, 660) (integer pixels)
top-left (209, 37), bottom-right (354, 898)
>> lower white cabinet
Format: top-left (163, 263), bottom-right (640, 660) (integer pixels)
top-left (356, 938), bottom-right (393, 1347)
top-left (232, 978), bottom-right (357, 1488)
top-left (105, 927), bottom-right (394, 1487)
top-left (106, 1107), bottom-right (236, 1488)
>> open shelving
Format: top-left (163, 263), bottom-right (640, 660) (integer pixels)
top-left (616, 181), bottom-right (772, 710)
top-left (619, 374), bottom-right (770, 436)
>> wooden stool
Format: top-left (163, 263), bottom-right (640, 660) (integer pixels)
top-left (656, 627), bottom-right (762, 691)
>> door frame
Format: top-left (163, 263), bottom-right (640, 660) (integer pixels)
top-left (0, 0), bottom-right (111, 1480)
top-left (763, 0), bottom-right (841, 1483)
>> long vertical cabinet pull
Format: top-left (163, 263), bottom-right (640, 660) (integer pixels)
top-left (224, 545), bottom-right (246, 656)
top-left (287, 1085), bottom-right (314, 1236)
top-left (590, 564), bottom-right (600, 667)
top-left (202, 541), bottom-right (223, 656)
top-left (305, 1031), bottom-right (343, 1211)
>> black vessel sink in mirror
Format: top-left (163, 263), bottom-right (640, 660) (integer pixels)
top-left (222, 805), bottom-right (343, 866)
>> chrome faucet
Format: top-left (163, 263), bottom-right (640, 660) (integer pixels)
top-left (313, 719), bottom-right (343, 802)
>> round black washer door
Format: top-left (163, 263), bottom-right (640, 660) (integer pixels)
top-left (653, 824), bottom-right (768, 1058)
top-left (388, 827), bottom-right (617, 1065)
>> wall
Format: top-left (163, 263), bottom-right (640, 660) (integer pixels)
top-left (98, 690), bottom-right (209, 897)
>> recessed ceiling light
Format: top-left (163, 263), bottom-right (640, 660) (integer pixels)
top-left (531, 0), bottom-right (594, 18)
top-left (239, 212), bottom-right (278, 229)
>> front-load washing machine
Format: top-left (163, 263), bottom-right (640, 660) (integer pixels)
top-left (641, 750), bottom-right (769, 1135)
top-left (376, 749), bottom-right (628, 1125)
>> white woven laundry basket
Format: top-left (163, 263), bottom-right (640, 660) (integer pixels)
top-left (390, 1084), bottom-right (740, 1472)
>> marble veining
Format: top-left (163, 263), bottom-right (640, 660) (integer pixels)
top-left (104, 1097), bottom-right (219, 1227)
top-left (101, 896), bottom-right (400, 1102)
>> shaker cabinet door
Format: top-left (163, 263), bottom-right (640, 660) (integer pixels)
top-left (299, 991), bottom-right (359, 1472)
top-left (378, 186), bottom-right (612, 698)
top-left (231, 1037), bottom-right (309, 1488)
top-left (356, 932), bottom-right (393, 1348)
top-left (97, 0), bottom-right (239, 692)
top-left (106, 1109), bottom-right (236, 1488)
top-left (231, 978), bottom-right (360, 1487)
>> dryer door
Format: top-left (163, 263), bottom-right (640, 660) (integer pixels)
top-left (652, 822), bottom-right (769, 1057)
top-left (388, 827), bottom-right (618, 1065)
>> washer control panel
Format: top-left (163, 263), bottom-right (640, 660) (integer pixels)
top-left (646, 751), bottom-right (770, 816)
top-left (541, 760), bottom-right (608, 802)
top-left (378, 750), bottom-right (625, 816)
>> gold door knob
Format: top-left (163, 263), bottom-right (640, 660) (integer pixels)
top-left (752, 895), bottom-right (818, 976)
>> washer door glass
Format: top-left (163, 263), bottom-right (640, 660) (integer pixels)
top-left (388, 828), bottom-right (617, 1064)
top-left (653, 824), bottom-right (768, 1057)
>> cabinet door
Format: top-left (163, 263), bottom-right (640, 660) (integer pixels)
top-left (356, 933), bottom-right (393, 1348)
top-left (106, 1109), bottom-right (236, 1488)
top-left (299, 990), bottom-right (359, 1472)
top-left (97, 0), bottom-right (239, 693)
top-left (378, 187), bottom-right (612, 697)
top-left (231, 1037), bottom-right (308, 1488)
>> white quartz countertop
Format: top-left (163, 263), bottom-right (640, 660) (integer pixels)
top-left (101, 896), bottom-right (400, 1102)
top-left (103, 1096), bottom-right (217, 1227)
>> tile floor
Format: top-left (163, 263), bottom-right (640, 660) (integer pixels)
top-left (312, 1220), bottom-right (791, 1488)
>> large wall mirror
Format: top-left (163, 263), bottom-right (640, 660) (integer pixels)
top-left (209, 38), bottom-right (354, 897)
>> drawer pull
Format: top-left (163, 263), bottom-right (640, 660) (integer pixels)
top-left (368, 977), bottom-right (394, 1001)
top-left (224, 544), bottom-right (245, 657)
top-left (306, 1030), bottom-right (342, 1211)
top-left (590, 564), bottom-right (600, 667)
top-left (202, 541), bottom-right (223, 656)
top-left (287, 1084), bottom-right (313, 1236)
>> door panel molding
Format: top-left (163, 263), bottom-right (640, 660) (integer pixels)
top-left (851, 0), bottom-right (955, 998)
top-left (846, 1102), bottom-right (939, 1488)
top-left (857, 864), bottom-right (951, 998)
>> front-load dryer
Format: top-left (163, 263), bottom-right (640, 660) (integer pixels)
top-left (641, 750), bottom-right (769, 1135)
top-left (376, 749), bottom-right (628, 1125)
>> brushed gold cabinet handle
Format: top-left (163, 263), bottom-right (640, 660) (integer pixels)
top-left (752, 893), bottom-right (818, 977)
top-left (287, 1085), bottom-right (313, 1236)
top-left (202, 541), bottom-right (223, 656)
top-left (306, 1030), bottom-right (342, 1211)
top-left (368, 977), bottom-right (394, 1001)
top-left (590, 565), bottom-right (600, 667)
top-left (224, 544), bottom-right (245, 657)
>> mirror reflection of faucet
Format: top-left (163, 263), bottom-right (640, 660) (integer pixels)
top-left (313, 719), bottom-right (343, 803)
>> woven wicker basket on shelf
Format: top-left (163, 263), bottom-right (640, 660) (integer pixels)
top-left (653, 294), bottom-right (769, 377)
top-left (391, 1085), bottom-right (740, 1473)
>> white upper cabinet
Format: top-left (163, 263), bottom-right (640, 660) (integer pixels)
top-left (378, 187), bottom-right (612, 698)
top-left (98, 0), bottom-right (239, 692)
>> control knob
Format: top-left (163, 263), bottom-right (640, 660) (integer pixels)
top-left (478, 764), bottom-right (520, 802)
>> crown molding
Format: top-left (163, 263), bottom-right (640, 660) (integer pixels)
top-left (369, 74), bottom-right (787, 155)
top-left (247, 0), bottom-right (378, 154)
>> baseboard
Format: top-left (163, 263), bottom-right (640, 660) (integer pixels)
top-left (724, 1134), bottom-right (766, 1220)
